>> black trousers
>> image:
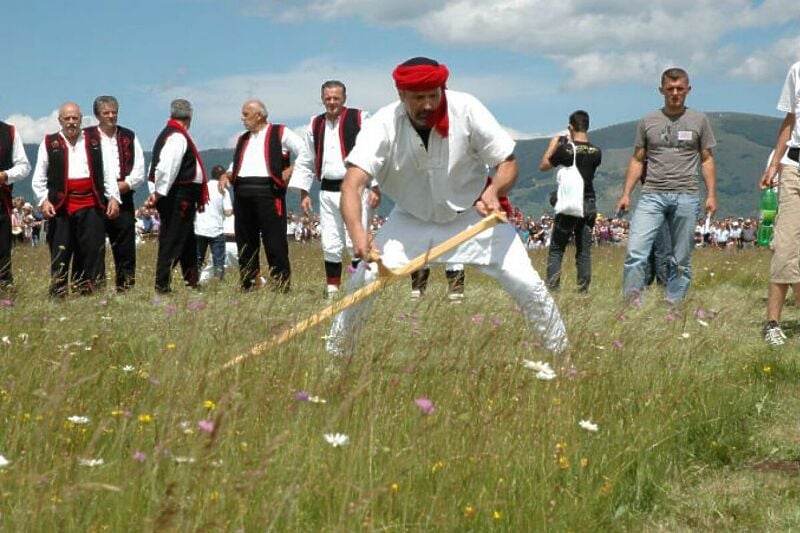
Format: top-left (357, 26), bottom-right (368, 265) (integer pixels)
top-left (0, 212), bottom-right (12, 286)
top-left (233, 192), bottom-right (290, 291)
top-left (105, 207), bottom-right (137, 290)
top-left (155, 186), bottom-right (199, 293)
top-left (47, 207), bottom-right (107, 297)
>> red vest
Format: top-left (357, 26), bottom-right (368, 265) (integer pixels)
top-left (311, 108), bottom-right (362, 179)
top-left (45, 131), bottom-right (107, 211)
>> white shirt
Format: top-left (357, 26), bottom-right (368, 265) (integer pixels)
top-left (98, 127), bottom-right (145, 191)
top-left (150, 131), bottom-right (203, 196)
top-left (346, 90), bottom-right (515, 223)
top-left (290, 109), bottom-right (370, 192)
top-left (777, 60), bottom-right (800, 166)
top-left (32, 131), bottom-right (121, 206)
top-left (2, 123), bottom-right (31, 183)
top-left (230, 125), bottom-right (304, 178)
top-left (194, 179), bottom-right (232, 237)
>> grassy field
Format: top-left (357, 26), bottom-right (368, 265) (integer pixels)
top-left (0, 239), bottom-right (798, 531)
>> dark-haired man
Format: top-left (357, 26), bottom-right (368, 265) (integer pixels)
top-left (32, 102), bottom-right (121, 296)
top-left (146, 98), bottom-right (208, 294)
top-left (290, 81), bottom-right (380, 297)
top-left (327, 57), bottom-right (567, 356)
top-left (219, 99), bottom-right (303, 291)
top-left (86, 95), bottom-right (145, 291)
top-left (616, 67), bottom-right (717, 303)
top-left (0, 119), bottom-right (31, 289)
top-left (540, 110), bottom-right (601, 292)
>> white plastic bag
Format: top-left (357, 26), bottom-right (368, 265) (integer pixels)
top-left (554, 143), bottom-right (584, 217)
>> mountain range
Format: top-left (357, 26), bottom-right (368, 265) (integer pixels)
top-left (17, 112), bottom-right (780, 218)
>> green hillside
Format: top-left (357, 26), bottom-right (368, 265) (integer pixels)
top-left (19, 112), bottom-right (782, 218)
top-left (512, 112), bottom-right (782, 218)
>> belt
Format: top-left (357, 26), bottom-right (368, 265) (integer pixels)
top-left (788, 146), bottom-right (799, 163)
top-left (225, 234), bottom-right (236, 243)
top-left (320, 178), bottom-right (342, 192)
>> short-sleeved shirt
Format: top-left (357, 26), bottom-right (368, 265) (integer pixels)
top-left (548, 140), bottom-right (602, 199)
top-left (777, 61), bottom-right (800, 167)
top-left (635, 108), bottom-right (716, 193)
top-left (346, 90), bottom-right (515, 223)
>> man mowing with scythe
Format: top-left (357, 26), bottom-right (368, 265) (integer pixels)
top-left (326, 57), bottom-right (567, 356)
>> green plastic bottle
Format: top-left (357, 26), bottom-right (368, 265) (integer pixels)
top-left (757, 188), bottom-right (778, 246)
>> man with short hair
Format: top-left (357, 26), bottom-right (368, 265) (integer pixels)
top-left (0, 119), bottom-right (31, 288)
top-left (327, 57), bottom-right (567, 355)
top-left (85, 95), bottom-right (145, 291)
top-left (32, 102), bottom-right (121, 296)
top-left (219, 99), bottom-right (303, 291)
top-left (290, 81), bottom-right (380, 297)
top-left (146, 99), bottom-right (208, 294)
top-left (616, 67), bottom-right (717, 303)
top-left (539, 109), bottom-right (602, 292)
top-left (760, 60), bottom-right (800, 346)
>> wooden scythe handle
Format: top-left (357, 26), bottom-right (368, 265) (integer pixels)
top-left (210, 211), bottom-right (507, 375)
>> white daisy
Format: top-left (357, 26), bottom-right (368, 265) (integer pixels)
top-left (78, 458), bottom-right (104, 467)
top-left (67, 415), bottom-right (90, 425)
top-left (578, 419), bottom-right (599, 432)
top-left (536, 369), bottom-right (557, 381)
top-left (173, 456), bottom-right (196, 464)
top-left (323, 433), bottom-right (350, 447)
top-left (0, 455), bottom-right (10, 467)
top-left (121, 365), bottom-right (136, 373)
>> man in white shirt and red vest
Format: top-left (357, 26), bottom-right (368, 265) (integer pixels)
top-left (326, 57), bottom-right (567, 356)
top-left (84, 95), bottom-right (145, 291)
top-left (218, 99), bottom-right (303, 292)
top-left (290, 80), bottom-right (381, 297)
top-left (0, 120), bottom-right (31, 290)
top-left (32, 102), bottom-right (121, 297)
top-left (146, 99), bottom-right (209, 294)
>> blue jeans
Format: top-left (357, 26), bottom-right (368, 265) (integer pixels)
top-left (622, 192), bottom-right (699, 302)
top-left (197, 234), bottom-right (226, 280)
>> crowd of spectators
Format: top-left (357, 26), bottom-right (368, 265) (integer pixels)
top-left (7, 193), bottom-right (767, 253)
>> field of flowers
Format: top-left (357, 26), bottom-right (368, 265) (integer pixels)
top-left (0, 241), bottom-right (798, 530)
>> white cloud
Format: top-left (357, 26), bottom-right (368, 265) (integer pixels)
top-left (730, 36), bottom-right (800, 82)
top-left (242, 0), bottom-right (800, 89)
top-left (3, 110), bottom-right (59, 143)
top-left (4, 110), bottom-right (98, 144)
top-left (146, 58), bottom-right (537, 147)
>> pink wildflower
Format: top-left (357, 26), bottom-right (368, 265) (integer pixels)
top-left (197, 419), bottom-right (215, 434)
top-left (414, 397), bottom-right (435, 415)
top-left (132, 451), bottom-right (147, 463)
top-left (612, 339), bottom-right (623, 350)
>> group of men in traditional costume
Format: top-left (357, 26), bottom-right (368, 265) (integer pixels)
top-left (5, 55), bottom-right (798, 352)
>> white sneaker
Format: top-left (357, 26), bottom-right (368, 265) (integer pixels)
top-left (448, 292), bottom-right (464, 304)
top-left (764, 324), bottom-right (787, 346)
top-left (326, 285), bottom-right (339, 299)
top-left (410, 289), bottom-right (422, 299)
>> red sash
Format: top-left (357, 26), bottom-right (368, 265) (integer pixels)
top-left (66, 178), bottom-right (97, 215)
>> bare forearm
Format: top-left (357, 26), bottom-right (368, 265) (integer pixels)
top-left (702, 157), bottom-right (717, 197)
top-left (493, 157), bottom-right (518, 197)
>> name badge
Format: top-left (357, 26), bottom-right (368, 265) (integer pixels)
top-left (677, 130), bottom-right (693, 141)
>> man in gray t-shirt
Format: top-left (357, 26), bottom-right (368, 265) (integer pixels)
top-left (615, 67), bottom-right (717, 303)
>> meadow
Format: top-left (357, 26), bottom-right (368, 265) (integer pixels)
top-left (0, 239), bottom-right (798, 531)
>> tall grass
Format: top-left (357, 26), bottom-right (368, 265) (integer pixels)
top-left (0, 241), bottom-right (797, 531)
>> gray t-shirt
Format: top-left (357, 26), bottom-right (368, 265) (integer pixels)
top-left (635, 108), bottom-right (716, 193)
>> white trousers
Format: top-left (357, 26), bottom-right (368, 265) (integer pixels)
top-left (326, 208), bottom-right (568, 355)
top-left (319, 188), bottom-right (371, 264)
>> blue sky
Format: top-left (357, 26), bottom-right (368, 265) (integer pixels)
top-left (2, 0), bottom-right (799, 149)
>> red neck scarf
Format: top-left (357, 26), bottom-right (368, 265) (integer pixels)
top-left (392, 63), bottom-right (450, 138)
top-left (167, 119), bottom-right (209, 205)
